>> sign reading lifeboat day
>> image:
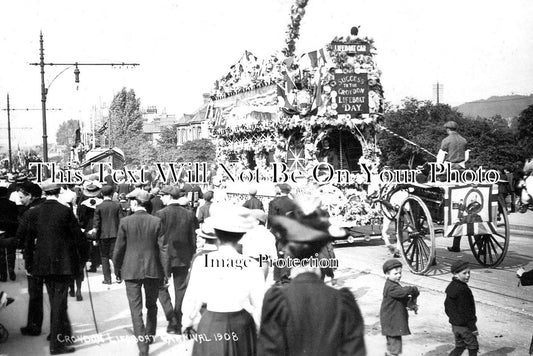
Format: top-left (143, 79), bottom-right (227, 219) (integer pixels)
top-left (334, 73), bottom-right (369, 115)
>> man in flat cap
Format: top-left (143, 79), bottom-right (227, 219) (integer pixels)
top-left (437, 121), bottom-right (469, 171)
top-left (90, 185), bottom-right (124, 284)
top-left (23, 181), bottom-right (87, 354)
top-left (113, 189), bottom-right (167, 356)
top-left (438, 121), bottom-right (469, 252)
top-left (155, 185), bottom-right (198, 334)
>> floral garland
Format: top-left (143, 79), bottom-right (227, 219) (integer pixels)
top-left (282, 0), bottom-right (309, 57)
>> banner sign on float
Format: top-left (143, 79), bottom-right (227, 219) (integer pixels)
top-left (333, 73), bottom-right (369, 116)
top-left (331, 41), bottom-right (370, 55)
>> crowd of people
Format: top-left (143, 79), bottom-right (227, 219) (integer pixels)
top-left (0, 139), bottom-right (532, 355)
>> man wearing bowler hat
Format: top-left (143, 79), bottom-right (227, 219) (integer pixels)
top-left (113, 189), bottom-right (167, 356)
top-left (24, 181), bottom-right (87, 355)
top-left (156, 185), bottom-right (198, 334)
top-left (437, 121), bottom-right (468, 170)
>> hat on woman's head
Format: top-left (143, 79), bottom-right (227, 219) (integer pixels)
top-left (207, 205), bottom-right (257, 233)
top-left (270, 216), bottom-right (330, 243)
top-left (291, 195), bottom-right (347, 239)
top-left (83, 183), bottom-right (101, 197)
top-left (196, 221), bottom-right (217, 240)
top-left (249, 209), bottom-right (267, 224)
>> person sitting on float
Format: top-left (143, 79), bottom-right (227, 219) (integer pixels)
top-left (436, 121), bottom-right (470, 172)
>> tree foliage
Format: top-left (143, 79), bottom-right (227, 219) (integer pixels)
top-left (157, 139), bottom-right (215, 163)
top-left (109, 88), bottom-right (144, 146)
top-left (108, 87), bottom-right (149, 163)
top-left (516, 104), bottom-right (533, 158)
top-left (379, 98), bottom-right (524, 170)
top-left (56, 119), bottom-right (80, 147)
top-left (157, 124), bottom-right (178, 147)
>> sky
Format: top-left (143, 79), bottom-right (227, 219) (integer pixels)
top-left (1, 0), bottom-right (532, 149)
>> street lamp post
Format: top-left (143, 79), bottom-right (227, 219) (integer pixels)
top-left (29, 32), bottom-right (139, 162)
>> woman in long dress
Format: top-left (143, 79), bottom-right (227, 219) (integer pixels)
top-left (182, 206), bottom-right (265, 356)
top-left (257, 214), bottom-right (366, 356)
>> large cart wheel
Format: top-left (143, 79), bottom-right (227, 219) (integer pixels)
top-left (468, 199), bottom-right (510, 267)
top-left (396, 195), bottom-right (436, 274)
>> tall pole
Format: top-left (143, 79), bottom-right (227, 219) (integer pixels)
top-left (30, 32), bottom-right (138, 159)
top-left (6, 94), bottom-right (12, 171)
top-left (39, 31), bottom-right (49, 162)
top-left (92, 105), bottom-right (96, 149)
top-left (436, 81), bottom-right (440, 105)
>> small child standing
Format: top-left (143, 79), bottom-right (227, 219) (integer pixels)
top-left (444, 260), bottom-right (478, 356)
top-left (380, 259), bottom-right (420, 356)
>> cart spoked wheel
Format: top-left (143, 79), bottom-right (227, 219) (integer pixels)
top-left (0, 323), bottom-right (8, 343)
top-left (468, 199), bottom-right (510, 267)
top-left (396, 195), bottom-right (436, 274)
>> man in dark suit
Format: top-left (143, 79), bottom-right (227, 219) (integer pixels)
top-left (0, 186), bottom-right (18, 282)
top-left (113, 189), bottom-right (166, 356)
top-left (156, 185), bottom-right (198, 334)
top-left (267, 183), bottom-right (297, 225)
top-left (243, 187), bottom-right (264, 211)
top-left (16, 182), bottom-right (46, 337)
top-left (91, 185), bottom-right (123, 284)
top-left (24, 182), bottom-right (87, 355)
top-left (267, 183), bottom-right (298, 282)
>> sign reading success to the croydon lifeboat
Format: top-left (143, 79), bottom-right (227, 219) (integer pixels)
top-left (333, 73), bottom-right (369, 116)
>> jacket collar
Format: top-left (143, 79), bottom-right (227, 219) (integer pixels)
top-left (133, 210), bottom-right (148, 215)
top-left (291, 271), bottom-right (323, 284)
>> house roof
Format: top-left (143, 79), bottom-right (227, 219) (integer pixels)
top-left (143, 116), bottom-right (178, 134)
top-left (176, 104), bottom-right (209, 127)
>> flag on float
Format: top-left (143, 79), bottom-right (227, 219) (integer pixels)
top-left (276, 83), bottom-right (297, 111)
top-left (311, 68), bottom-right (323, 111)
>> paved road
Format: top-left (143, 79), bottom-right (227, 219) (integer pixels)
top-left (333, 227), bottom-right (533, 355)
top-left (0, 228), bottom-right (531, 355)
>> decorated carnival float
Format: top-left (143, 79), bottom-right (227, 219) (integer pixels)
top-left (206, 1), bottom-right (511, 272)
top-left (207, 17), bottom-right (385, 233)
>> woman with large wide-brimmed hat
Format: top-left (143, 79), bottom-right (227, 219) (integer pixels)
top-left (182, 204), bottom-right (265, 356)
top-left (257, 206), bottom-right (366, 356)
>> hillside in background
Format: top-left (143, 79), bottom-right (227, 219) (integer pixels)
top-left (455, 94), bottom-right (533, 119)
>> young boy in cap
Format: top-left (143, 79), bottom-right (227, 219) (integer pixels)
top-left (380, 259), bottom-right (420, 356)
top-left (445, 260), bottom-right (478, 356)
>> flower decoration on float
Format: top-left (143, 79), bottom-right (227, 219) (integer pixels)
top-left (341, 189), bottom-right (383, 225)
